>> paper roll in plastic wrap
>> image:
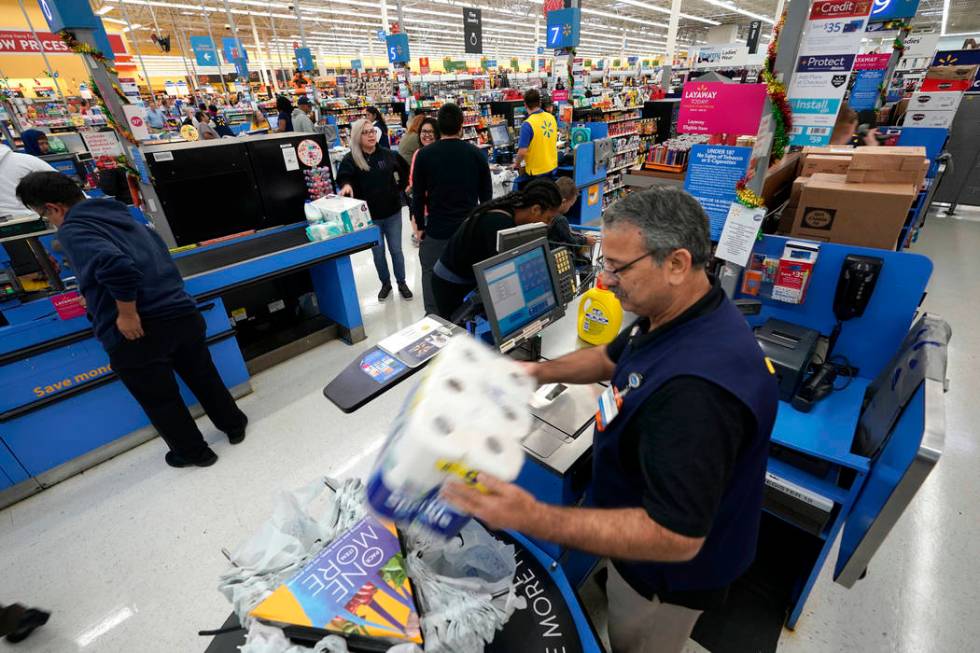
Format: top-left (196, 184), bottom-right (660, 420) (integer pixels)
top-left (366, 334), bottom-right (535, 537)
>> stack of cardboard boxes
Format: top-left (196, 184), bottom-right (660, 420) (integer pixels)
top-left (780, 146), bottom-right (927, 250)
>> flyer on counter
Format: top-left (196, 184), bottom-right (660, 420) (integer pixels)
top-left (360, 350), bottom-right (407, 384)
top-left (250, 516), bottom-right (423, 648)
top-left (378, 316), bottom-right (455, 368)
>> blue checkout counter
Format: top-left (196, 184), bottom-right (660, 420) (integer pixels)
top-left (0, 222), bottom-right (379, 509)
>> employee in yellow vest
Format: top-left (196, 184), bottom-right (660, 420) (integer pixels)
top-left (514, 88), bottom-right (558, 181)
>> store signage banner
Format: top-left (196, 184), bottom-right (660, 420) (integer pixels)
top-left (0, 29), bottom-right (72, 53)
top-left (677, 82), bottom-right (767, 135)
top-left (122, 105), bottom-right (150, 141)
top-left (189, 36), bottom-right (217, 66)
top-left (233, 57), bottom-right (249, 78)
top-left (902, 33), bottom-right (939, 59)
top-left (932, 50), bottom-right (980, 94)
top-left (386, 33), bottom-right (410, 64)
top-left (853, 53), bottom-right (891, 70)
top-left (849, 68), bottom-right (887, 110)
top-left (546, 7), bottom-right (580, 49)
top-left (694, 44), bottom-right (748, 68)
top-left (789, 0), bottom-right (872, 146)
top-left (36, 0), bottom-right (99, 32)
top-left (869, 0), bottom-right (920, 21)
top-left (463, 7), bottom-right (483, 55)
top-left (295, 47), bottom-right (313, 72)
top-left (746, 20), bottom-right (762, 54)
top-left (81, 129), bottom-right (124, 158)
top-left (417, 57), bottom-right (427, 74)
top-left (351, 58), bottom-right (363, 71)
top-left (683, 145), bottom-right (752, 240)
top-left (222, 37), bottom-right (247, 63)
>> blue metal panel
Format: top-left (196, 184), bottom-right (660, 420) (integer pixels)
top-left (183, 228), bottom-right (378, 298)
top-left (573, 139), bottom-right (606, 186)
top-left (309, 254), bottom-right (369, 332)
top-left (0, 438), bottom-right (29, 486)
top-left (737, 235), bottom-right (933, 381)
top-left (772, 380), bottom-right (871, 470)
top-left (0, 335), bottom-right (247, 477)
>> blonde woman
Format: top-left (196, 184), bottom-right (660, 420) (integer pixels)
top-left (336, 118), bottom-right (412, 301)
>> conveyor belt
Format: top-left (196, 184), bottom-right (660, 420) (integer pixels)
top-left (175, 228), bottom-right (311, 278)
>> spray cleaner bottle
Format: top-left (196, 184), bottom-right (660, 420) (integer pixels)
top-left (577, 277), bottom-right (623, 345)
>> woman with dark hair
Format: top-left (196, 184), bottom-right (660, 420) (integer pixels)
top-left (431, 177), bottom-right (564, 319)
top-left (20, 129), bottom-right (49, 156)
top-left (407, 117), bottom-right (439, 247)
top-left (398, 114), bottom-right (426, 165)
top-left (275, 95), bottom-right (294, 133)
top-left (364, 105), bottom-right (390, 148)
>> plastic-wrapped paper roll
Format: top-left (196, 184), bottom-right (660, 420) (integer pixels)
top-left (461, 432), bottom-right (525, 482)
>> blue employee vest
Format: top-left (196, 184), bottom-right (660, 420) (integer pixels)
top-left (592, 297), bottom-right (778, 595)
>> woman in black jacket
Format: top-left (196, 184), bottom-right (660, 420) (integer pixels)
top-left (336, 118), bottom-right (412, 301)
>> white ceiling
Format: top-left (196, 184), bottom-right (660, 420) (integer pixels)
top-left (91, 0), bottom-right (980, 63)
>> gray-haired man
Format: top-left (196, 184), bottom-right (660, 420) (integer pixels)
top-left (444, 187), bottom-right (779, 653)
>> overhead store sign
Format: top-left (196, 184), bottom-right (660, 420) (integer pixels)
top-left (869, 0), bottom-right (921, 21)
top-left (746, 20), bottom-right (762, 54)
top-left (463, 7), bottom-right (483, 55)
top-left (189, 35), bottom-right (218, 66)
top-left (295, 47), bottom-right (313, 72)
top-left (386, 33), bottom-right (410, 64)
top-left (694, 44), bottom-right (748, 68)
top-left (222, 37), bottom-right (247, 63)
top-left (36, 0), bottom-right (98, 32)
top-left (788, 0), bottom-right (873, 146)
top-left (546, 7), bottom-right (580, 50)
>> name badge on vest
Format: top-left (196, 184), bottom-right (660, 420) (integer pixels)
top-left (595, 372), bottom-right (643, 431)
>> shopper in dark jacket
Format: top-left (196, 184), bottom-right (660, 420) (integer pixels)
top-left (411, 103), bottom-right (492, 314)
top-left (336, 118), bottom-right (412, 301)
top-left (364, 106), bottom-right (390, 149)
top-left (16, 172), bottom-right (248, 469)
top-left (275, 95), bottom-right (294, 133)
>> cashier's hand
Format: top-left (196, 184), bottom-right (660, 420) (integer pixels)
top-left (518, 361), bottom-right (543, 384)
top-left (117, 313), bottom-right (144, 340)
top-left (340, 184), bottom-right (354, 197)
top-left (442, 473), bottom-right (538, 533)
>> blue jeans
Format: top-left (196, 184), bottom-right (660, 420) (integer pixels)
top-left (372, 212), bottom-right (406, 285)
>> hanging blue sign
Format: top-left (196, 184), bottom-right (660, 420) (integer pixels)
top-left (386, 33), bottom-right (410, 64)
top-left (36, 0), bottom-right (98, 32)
top-left (351, 59), bottom-right (363, 71)
top-left (849, 68), bottom-right (887, 111)
top-left (222, 37), bottom-right (248, 63)
top-left (295, 47), bottom-right (313, 72)
top-left (377, 30), bottom-right (387, 42)
top-left (189, 36), bottom-right (218, 67)
top-left (537, 46), bottom-right (544, 55)
top-left (233, 57), bottom-right (249, 79)
top-left (869, 0), bottom-right (921, 22)
top-left (545, 7), bottom-right (580, 50)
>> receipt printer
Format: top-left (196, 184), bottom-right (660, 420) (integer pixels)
top-left (755, 319), bottom-right (820, 401)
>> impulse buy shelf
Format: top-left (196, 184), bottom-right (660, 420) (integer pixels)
top-left (0, 224), bottom-right (379, 509)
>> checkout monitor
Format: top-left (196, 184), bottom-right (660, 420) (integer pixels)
top-left (489, 124), bottom-right (512, 148)
top-left (473, 237), bottom-right (564, 352)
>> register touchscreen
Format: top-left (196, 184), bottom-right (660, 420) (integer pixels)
top-left (484, 246), bottom-right (558, 337)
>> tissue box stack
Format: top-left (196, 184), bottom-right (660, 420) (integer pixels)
top-left (305, 195), bottom-right (373, 242)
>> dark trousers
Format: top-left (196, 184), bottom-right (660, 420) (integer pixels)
top-left (419, 235), bottom-right (449, 315)
top-left (431, 274), bottom-right (474, 321)
top-left (108, 312), bottom-right (247, 459)
top-left (0, 604), bottom-right (26, 637)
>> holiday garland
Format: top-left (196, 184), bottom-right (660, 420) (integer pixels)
top-left (734, 12), bottom-right (793, 209)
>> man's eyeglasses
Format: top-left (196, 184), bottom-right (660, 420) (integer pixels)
top-left (601, 251), bottom-right (656, 280)
top-left (34, 205), bottom-right (52, 220)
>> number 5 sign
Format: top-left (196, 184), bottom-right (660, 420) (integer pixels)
top-left (546, 7), bottom-right (580, 50)
top-left (386, 33), bottom-right (410, 64)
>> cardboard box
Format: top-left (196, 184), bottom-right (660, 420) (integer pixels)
top-left (846, 146), bottom-right (927, 187)
top-left (923, 64), bottom-right (978, 81)
top-left (908, 91), bottom-right (963, 112)
top-left (800, 146), bottom-right (857, 157)
top-left (791, 175), bottom-right (916, 249)
top-left (801, 154), bottom-right (852, 177)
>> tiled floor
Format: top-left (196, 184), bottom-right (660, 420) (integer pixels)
top-left (1, 210), bottom-right (978, 652)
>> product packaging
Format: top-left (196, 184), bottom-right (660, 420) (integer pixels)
top-left (311, 195), bottom-right (373, 232)
top-left (845, 146), bottom-right (928, 187)
top-left (772, 241), bottom-right (820, 305)
top-left (366, 334), bottom-right (534, 539)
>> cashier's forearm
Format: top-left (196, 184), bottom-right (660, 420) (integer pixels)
top-left (535, 346), bottom-right (615, 384)
top-left (525, 504), bottom-right (703, 562)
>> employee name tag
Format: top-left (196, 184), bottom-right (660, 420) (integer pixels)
top-left (595, 372), bottom-right (642, 432)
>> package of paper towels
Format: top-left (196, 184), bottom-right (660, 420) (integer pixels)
top-left (366, 333), bottom-right (536, 538)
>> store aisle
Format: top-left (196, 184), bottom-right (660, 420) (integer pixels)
top-left (0, 214), bottom-right (425, 652)
top-left (1, 213), bottom-right (978, 653)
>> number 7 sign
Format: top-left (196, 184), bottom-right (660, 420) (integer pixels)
top-left (545, 7), bottom-right (580, 49)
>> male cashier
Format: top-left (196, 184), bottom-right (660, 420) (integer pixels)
top-left (445, 187), bottom-right (778, 653)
